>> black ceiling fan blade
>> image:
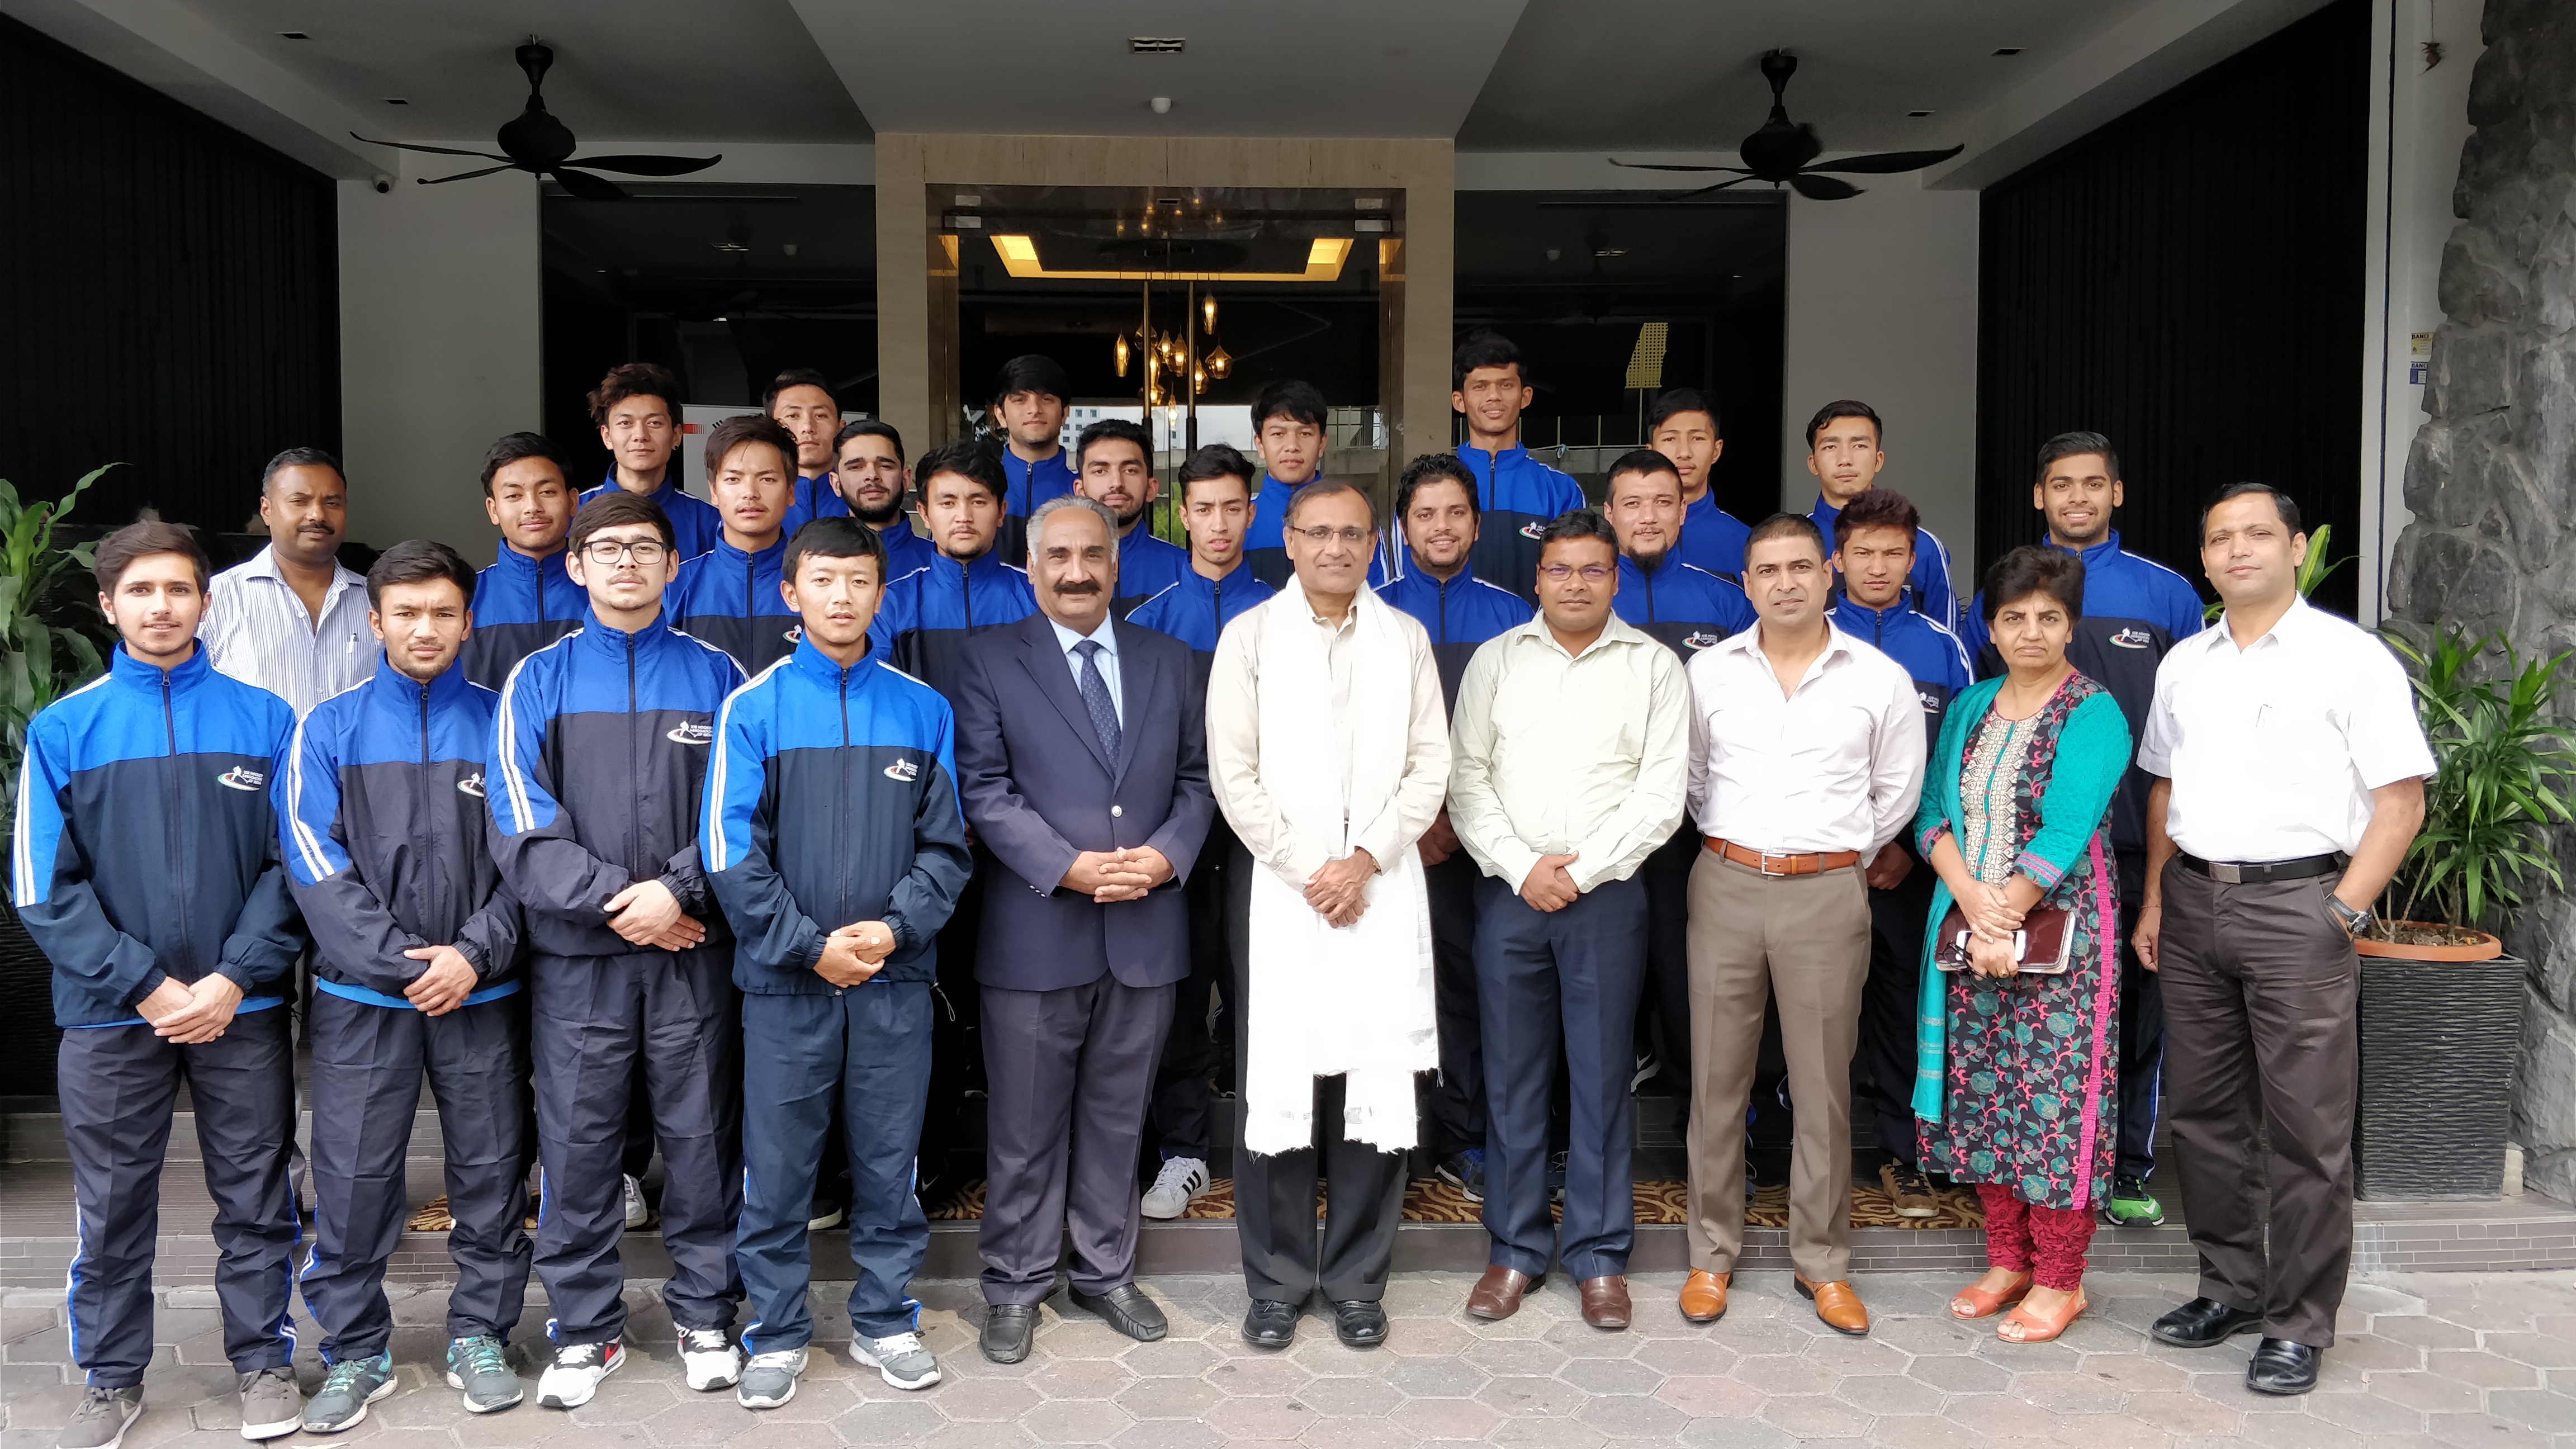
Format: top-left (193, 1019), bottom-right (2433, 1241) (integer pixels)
top-left (567, 154), bottom-right (724, 177)
top-left (1805, 145), bottom-right (1966, 175)
top-left (419, 164), bottom-right (519, 185)
top-left (550, 167), bottom-right (630, 201)
top-left (1609, 158), bottom-right (1753, 175)
top-left (1788, 173), bottom-right (1862, 201)
top-left (1659, 176), bottom-right (1763, 202)
top-left (350, 132), bottom-right (510, 162)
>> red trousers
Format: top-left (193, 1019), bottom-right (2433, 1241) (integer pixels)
top-left (1978, 1183), bottom-right (2096, 1290)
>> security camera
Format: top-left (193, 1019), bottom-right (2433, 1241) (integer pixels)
top-left (372, 173), bottom-right (392, 193)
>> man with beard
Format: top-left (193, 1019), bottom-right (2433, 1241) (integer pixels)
top-left (762, 369), bottom-right (846, 536)
top-left (465, 433), bottom-right (586, 690)
top-left (828, 420), bottom-right (938, 583)
top-left (1073, 418), bottom-right (1188, 617)
top-left (200, 447), bottom-right (378, 715)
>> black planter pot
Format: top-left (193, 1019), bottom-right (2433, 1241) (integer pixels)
top-left (0, 897), bottom-right (60, 1096)
top-left (2354, 950), bottom-right (2527, 1200)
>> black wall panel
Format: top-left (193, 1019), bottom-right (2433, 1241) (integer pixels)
top-left (1976, 0), bottom-right (2369, 616)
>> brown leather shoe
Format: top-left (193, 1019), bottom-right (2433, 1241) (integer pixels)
top-left (1678, 1269), bottom-right (1730, 1324)
top-left (1579, 1276), bottom-right (1631, 1330)
top-left (1796, 1275), bottom-right (1871, 1336)
top-left (1465, 1265), bottom-right (1537, 1320)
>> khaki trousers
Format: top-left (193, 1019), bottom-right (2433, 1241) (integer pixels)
top-left (1684, 853), bottom-right (1871, 1282)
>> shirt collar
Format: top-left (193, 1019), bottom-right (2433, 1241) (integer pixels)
top-left (242, 544), bottom-right (362, 591)
top-left (1049, 614), bottom-right (1119, 658)
top-left (2210, 594), bottom-right (2314, 653)
top-left (1514, 610), bottom-right (1649, 660)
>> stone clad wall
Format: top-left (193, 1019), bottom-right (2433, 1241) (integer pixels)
top-left (2386, 0), bottom-right (2576, 1202)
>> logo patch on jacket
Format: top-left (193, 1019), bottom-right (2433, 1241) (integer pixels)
top-left (457, 774), bottom-right (486, 798)
top-left (2109, 627), bottom-right (2153, 650)
top-left (1518, 522), bottom-right (1546, 540)
top-left (783, 626), bottom-right (803, 645)
top-left (216, 766), bottom-right (265, 791)
top-left (1917, 689), bottom-right (1946, 716)
top-left (884, 757), bottom-right (920, 782)
top-left (666, 722), bottom-right (714, 746)
top-left (1684, 631), bottom-right (1722, 650)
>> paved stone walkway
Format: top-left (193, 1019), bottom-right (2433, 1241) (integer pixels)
top-left (4, 1271), bottom-right (2572, 1448)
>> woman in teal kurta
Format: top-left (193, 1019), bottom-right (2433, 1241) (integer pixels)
top-left (1911, 548), bottom-right (2130, 1343)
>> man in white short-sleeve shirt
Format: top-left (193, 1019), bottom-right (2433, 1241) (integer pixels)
top-left (2133, 483), bottom-right (2430, 1397)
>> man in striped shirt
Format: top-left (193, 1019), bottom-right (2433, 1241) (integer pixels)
top-left (198, 446), bottom-right (379, 715)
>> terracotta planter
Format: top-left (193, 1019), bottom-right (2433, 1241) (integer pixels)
top-left (2352, 937), bottom-right (2526, 1201)
top-left (2355, 924), bottom-right (2504, 962)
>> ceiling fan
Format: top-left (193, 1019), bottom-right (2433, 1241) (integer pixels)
top-left (353, 40), bottom-right (720, 200)
top-left (1612, 50), bottom-right (1963, 201)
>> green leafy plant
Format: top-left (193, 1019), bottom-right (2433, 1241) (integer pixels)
top-left (2374, 624), bottom-right (2576, 938)
top-left (2203, 521), bottom-right (2344, 622)
top-left (0, 467), bottom-right (115, 817)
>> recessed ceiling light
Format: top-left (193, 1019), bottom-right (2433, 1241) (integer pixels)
top-left (277, 31), bottom-right (309, 40)
top-left (1908, 110), bottom-right (1934, 117)
top-left (383, 97), bottom-right (408, 105)
top-left (1129, 37), bottom-right (1185, 54)
top-left (1594, 247), bottom-right (1626, 258)
top-left (713, 241), bottom-right (749, 253)
top-left (1992, 46), bottom-right (2024, 56)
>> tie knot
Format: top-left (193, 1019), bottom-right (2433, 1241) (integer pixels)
top-left (1073, 640), bottom-right (1103, 661)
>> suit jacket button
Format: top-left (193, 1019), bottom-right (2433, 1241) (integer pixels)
top-left (1111, 804), bottom-right (1123, 817)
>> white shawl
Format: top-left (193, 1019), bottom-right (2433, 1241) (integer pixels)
top-left (1240, 582), bottom-right (1439, 1156)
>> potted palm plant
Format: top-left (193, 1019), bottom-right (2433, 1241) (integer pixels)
top-left (2351, 624), bottom-right (2575, 1199)
top-left (0, 466), bottom-right (116, 1096)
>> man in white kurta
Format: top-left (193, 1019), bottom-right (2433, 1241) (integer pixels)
top-left (1206, 481), bottom-right (1449, 1353)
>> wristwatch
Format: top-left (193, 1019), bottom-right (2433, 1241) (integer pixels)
top-left (2326, 895), bottom-right (2373, 938)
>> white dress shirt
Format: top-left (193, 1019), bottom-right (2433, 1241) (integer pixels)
top-left (198, 545), bottom-right (378, 716)
top-left (1048, 614), bottom-right (1123, 725)
top-left (1685, 623), bottom-right (1927, 856)
top-left (1448, 614), bottom-right (1689, 892)
top-left (2137, 596), bottom-right (2433, 861)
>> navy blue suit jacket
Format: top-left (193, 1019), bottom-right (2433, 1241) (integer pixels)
top-left (953, 611), bottom-right (1213, 991)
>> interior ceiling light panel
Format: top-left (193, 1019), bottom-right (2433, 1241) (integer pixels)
top-left (1129, 37), bottom-right (1185, 53)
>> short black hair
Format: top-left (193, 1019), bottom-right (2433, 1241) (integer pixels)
top-left (479, 432), bottom-right (566, 497)
top-left (1647, 387), bottom-right (1721, 437)
top-left (782, 515), bottom-right (888, 584)
top-left (2036, 430), bottom-right (2120, 486)
top-left (763, 367), bottom-right (836, 414)
top-left (1178, 443), bottom-right (1254, 503)
top-left (703, 414), bottom-right (798, 482)
top-left (993, 354), bottom-right (1071, 406)
top-left (262, 446), bottom-right (343, 495)
top-left (1804, 399), bottom-right (1884, 451)
top-left (2200, 481), bottom-right (2302, 536)
top-left (914, 439), bottom-right (1006, 501)
top-left (1394, 453), bottom-right (1479, 520)
top-left (1251, 378), bottom-right (1328, 432)
top-left (1830, 487), bottom-right (1920, 550)
top-left (1452, 329), bottom-right (1526, 391)
top-left (587, 362), bottom-right (682, 428)
top-left (365, 538), bottom-right (476, 612)
top-left (1284, 478), bottom-right (1374, 529)
top-left (1075, 417), bottom-right (1152, 473)
top-left (1745, 511), bottom-right (1829, 562)
top-left (832, 418), bottom-right (906, 466)
top-left (1603, 448), bottom-right (1680, 499)
top-left (1981, 544), bottom-right (2086, 622)
top-left (93, 520), bottom-right (210, 594)
top-left (568, 489), bottom-right (675, 556)
top-left (1536, 508), bottom-right (1618, 560)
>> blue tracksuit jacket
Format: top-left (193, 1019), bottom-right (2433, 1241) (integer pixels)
top-left (668, 536), bottom-right (798, 674)
top-left (463, 546), bottom-right (589, 692)
top-left (489, 614), bottom-right (745, 959)
top-left (703, 640), bottom-right (973, 989)
top-left (1812, 494), bottom-right (1959, 631)
top-left (1825, 595), bottom-right (1976, 754)
top-left (1614, 552), bottom-right (1755, 659)
top-left (1243, 473), bottom-right (1391, 591)
top-left (1112, 529), bottom-right (1191, 618)
top-left (1126, 562), bottom-right (1275, 694)
top-left (1375, 566), bottom-right (1530, 711)
top-left (866, 550), bottom-right (1037, 707)
top-left (868, 519), bottom-right (941, 583)
top-left (579, 474), bottom-right (724, 561)
top-left (280, 659), bottom-right (522, 1002)
top-left (1678, 491), bottom-right (1753, 579)
top-left (14, 646), bottom-right (305, 1027)
top-left (778, 475), bottom-right (848, 538)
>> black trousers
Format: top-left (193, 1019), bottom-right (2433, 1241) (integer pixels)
top-left (2157, 860), bottom-right (2359, 1349)
top-left (1149, 832), bottom-right (1249, 1163)
top-left (1639, 826), bottom-right (1699, 1135)
top-left (920, 854), bottom-right (991, 1192)
top-left (1857, 849), bottom-right (1936, 1168)
top-left (1422, 851), bottom-right (1488, 1157)
top-left (2114, 849), bottom-right (2165, 1181)
top-left (1233, 1073), bottom-right (1409, 1305)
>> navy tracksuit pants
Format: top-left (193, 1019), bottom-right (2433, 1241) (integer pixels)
top-left (531, 949), bottom-right (742, 1345)
top-left (299, 988), bottom-right (531, 1360)
top-left (739, 983), bottom-right (934, 1348)
top-left (1423, 851), bottom-right (1488, 1158)
top-left (58, 1005), bottom-right (300, 1389)
top-left (1475, 874), bottom-right (1648, 1281)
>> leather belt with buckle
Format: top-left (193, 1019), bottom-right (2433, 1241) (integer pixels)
top-left (2176, 851), bottom-right (2345, 884)
top-left (1704, 838), bottom-right (1862, 876)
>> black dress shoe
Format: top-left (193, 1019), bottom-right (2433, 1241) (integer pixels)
top-left (2246, 1338), bottom-right (2322, 1395)
top-left (1242, 1298), bottom-right (1299, 1349)
top-left (981, 1303), bottom-right (1037, 1363)
top-left (1069, 1283), bottom-right (1168, 1342)
top-left (1331, 1299), bottom-right (1389, 1349)
top-left (2149, 1296), bottom-right (2264, 1348)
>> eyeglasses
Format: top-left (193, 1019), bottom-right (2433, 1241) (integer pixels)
top-left (1291, 525), bottom-right (1374, 547)
top-left (581, 538), bottom-right (669, 565)
top-left (1540, 564), bottom-right (1613, 583)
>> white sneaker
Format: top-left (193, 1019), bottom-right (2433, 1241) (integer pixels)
top-left (736, 1348), bottom-right (806, 1409)
top-left (850, 1332), bottom-right (940, 1391)
top-left (678, 1328), bottom-right (741, 1391)
top-left (537, 1340), bottom-right (624, 1410)
top-left (622, 1175), bottom-right (648, 1229)
top-left (1139, 1156), bottom-right (1209, 1220)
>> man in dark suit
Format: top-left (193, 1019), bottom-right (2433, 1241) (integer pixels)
top-left (953, 495), bottom-right (1217, 1366)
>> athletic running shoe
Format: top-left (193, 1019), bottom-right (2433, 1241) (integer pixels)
top-left (807, 1200), bottom-right (848, 1230)
top-left (236, 1366), bottom-right (302, 1441)
top-left (446, 1336), bottom-right (522, 1413)
top-left (851, 1332), bottom-right (941, 1391)
top-left (1140, 1156), bottom-right (1210, 1220)
top-left (1881, 1162), bottom-right (1941, 1219)
top-left (622, 1175), bottom-right (649, 1228)
top-left (736, 1348), bottom-right (806, 1409)
top-left (537, 1340), bottom-right (624, 1410)
top-left (55, 1385), bottom-right (143, 1449)
top-left (2102, 1173), bottom-right (2166, 1227)
top-left (678, 1328), bottom-right (742, 1391)
top-left (301, 1353), bottom-right (395, 1433)
top-left (1436, 1148), bottom-right (1486, 1203)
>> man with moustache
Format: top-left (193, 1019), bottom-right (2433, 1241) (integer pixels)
top-left (955, 496), bottom-right (1214, 1362)
top-left (1438, 332), bottom-right (1587, 607)
top-left (465, 433), bottom-right (587, 690)
top-left (1802, 401), bottom-right (1957, 629)
top-left (1372, 453), bottom-right (1528, 1201)
top-left (667, 416), bottom-right (802, 673)
top-left (1072, 417), bottom-right (1190, 616)
top-left (761, 368), bottom-right (846, 535)
top-left (1128, 445), bottom-right (1276, 1219)
top-left (1679, 514), bottom-right (1925, 1335)
top-left (577, 363), bottom-right (723, 560)
top-left (1647, 389), bottom-right (1753, 580)
top-left (828, 420), bottom-right (939, 583)
top-left (991, 355), bottom-right (1077, 562)
top-left (200, 447), bottom-right (378, 715)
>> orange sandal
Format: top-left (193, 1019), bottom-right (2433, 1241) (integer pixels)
top-left (1949, 1271), bottom-right (2033, 1319)
top-left (1997, 1288), bottom-right (2088, 1342)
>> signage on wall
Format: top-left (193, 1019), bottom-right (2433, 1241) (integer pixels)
top-left (2409, 332), bottom-right (2432, 386)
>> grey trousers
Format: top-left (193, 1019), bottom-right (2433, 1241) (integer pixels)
top-left (2156, 860), bottom-right (2360, 1348)
top-left (979, 974), bottom-right (1176, 1304)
